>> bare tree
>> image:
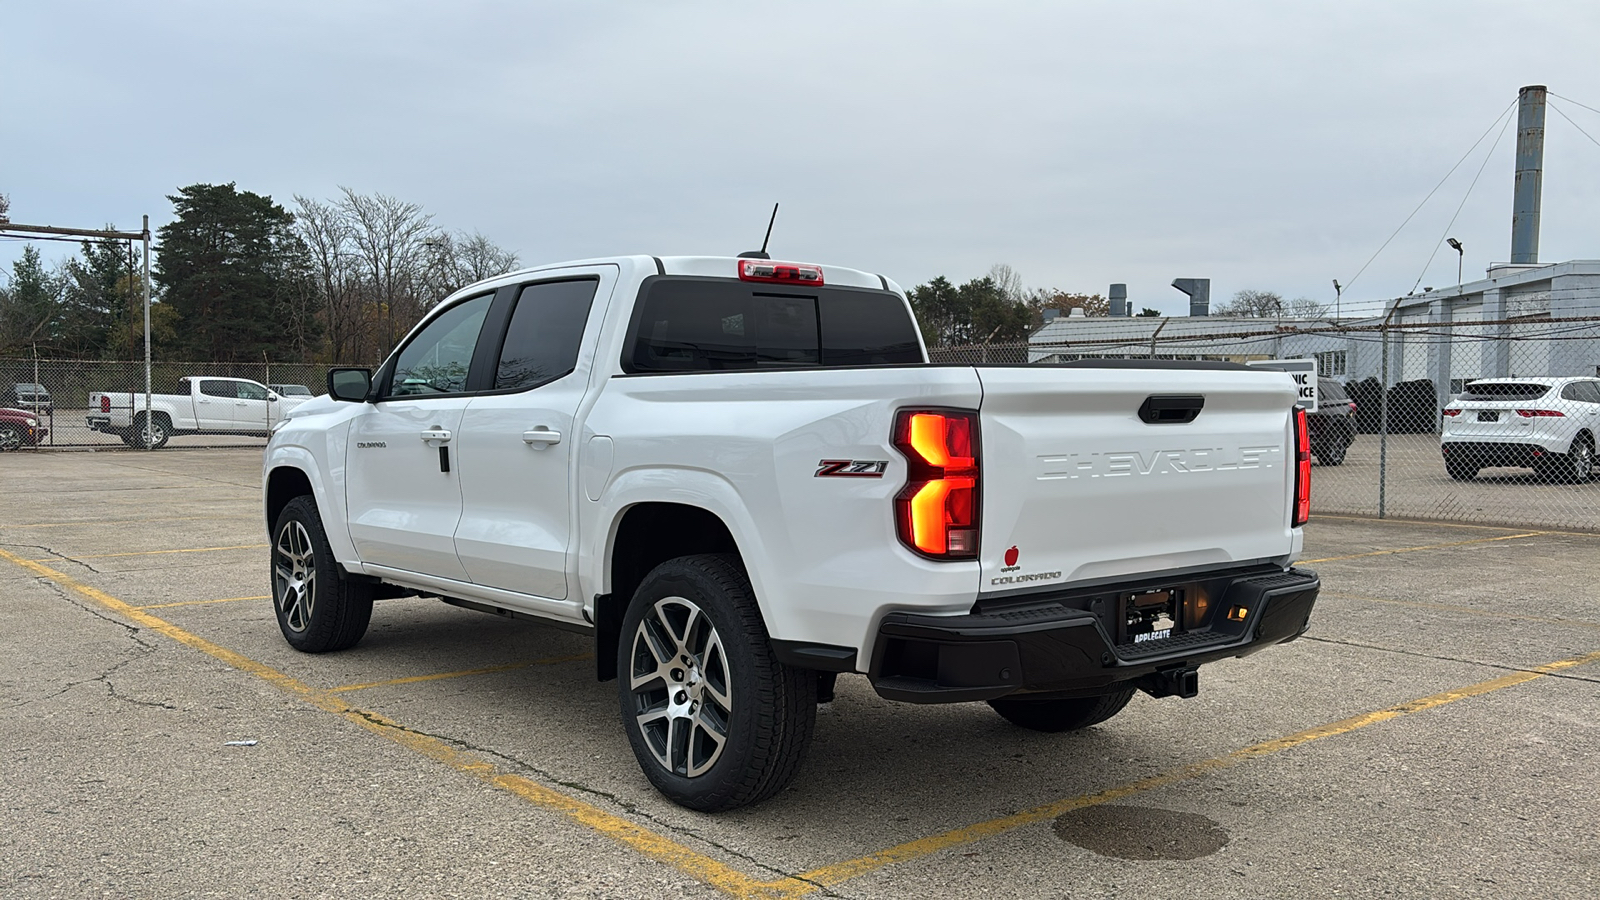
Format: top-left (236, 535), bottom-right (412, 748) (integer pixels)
top-left (1214, 289), bottom-right (1285, 317)
top-left (1286, 296), bottom-right (1331, 318)
top-left (338, 187), bottom-right (440, 354)
top-left (0, 192), bottom-right (10, 222)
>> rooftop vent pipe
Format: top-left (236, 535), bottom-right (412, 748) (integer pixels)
top-left (1109, 283), bottom-right (1128, 317)
top-left (1172, 278), bottom-right (1210, 316)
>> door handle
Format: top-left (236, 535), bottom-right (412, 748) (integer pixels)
top-left (522, 428), bottom-right (562, 446)
top-left (420, 429), bottom-right (453, 444)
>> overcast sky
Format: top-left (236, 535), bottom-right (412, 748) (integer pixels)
top-left (5, 1), bottom-right (1600, 317)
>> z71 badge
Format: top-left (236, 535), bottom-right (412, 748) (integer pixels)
top-left (815, 459), bottom-right (888, 478)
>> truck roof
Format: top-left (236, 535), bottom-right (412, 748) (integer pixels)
top-left (466, 255), bottom-right (904, 297)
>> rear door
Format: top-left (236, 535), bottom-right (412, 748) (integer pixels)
top-left (453, 269), bottom-right (614, 603)
top-left (975, 363), bottom-right (1299, 592)
top-left (345, 291), bottom-right (496, 580)
top-left (233, 380), bottom-right (273, 433)
top-left (194, 379), bottom-right (238, 430)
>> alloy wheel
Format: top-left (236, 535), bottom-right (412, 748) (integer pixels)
top-left (628, 596), bottom-right (733, 778)
top-left (274, 520), bottom-right (317, 633)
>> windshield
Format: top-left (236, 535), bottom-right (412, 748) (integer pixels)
top-left (1460, 382), bottom-right (1549, 402)
top-left (1319, 381), bottom-right (1348, 403)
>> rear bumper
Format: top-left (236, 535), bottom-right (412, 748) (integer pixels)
top-left (866, 567), bottom-right (1319, 703)
top-left (1441, 440), bottom-right (1563, 467)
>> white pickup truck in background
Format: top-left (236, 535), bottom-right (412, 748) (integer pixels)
top-left (90, 376), bottom-right (307, 448)
top-left (262, 255), bottom-right (1320, 811)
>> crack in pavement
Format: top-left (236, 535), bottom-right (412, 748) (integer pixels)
top-left (1, 543), bottom-right (103, 574)
top-left (341, 708), bottom-right (851, 896)
top-left (1302, 635), bottom-right (1600, 686)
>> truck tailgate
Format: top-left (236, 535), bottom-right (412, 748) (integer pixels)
top-left (976, 365), bottom-right (1298, 592)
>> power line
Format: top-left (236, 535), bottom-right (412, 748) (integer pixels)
top-left (1409, 107), bottom-right (1517, 295)
top-left (1547, 99), bottom-right (1600, 154)
top-left (1548, 91), bottom-right (1600, 118)
top-left (1341, 98), bottom-right (1517, 295)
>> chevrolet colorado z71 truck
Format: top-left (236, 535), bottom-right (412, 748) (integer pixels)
top-left (263, 255), bottom-right (1319, 811)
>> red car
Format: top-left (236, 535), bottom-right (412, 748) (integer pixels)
top-left (0, 406), bottom-right (48, 450)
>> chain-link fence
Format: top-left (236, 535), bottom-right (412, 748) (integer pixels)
top-left (932, 311), bottom-right (1600, 532)
top-left (0, 358), bottom-right (365, 450)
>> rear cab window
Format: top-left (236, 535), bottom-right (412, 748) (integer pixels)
top-left (1459, 382), bottom-right (1550, 402)
top-left (624, 278), bottom-right (921, 373)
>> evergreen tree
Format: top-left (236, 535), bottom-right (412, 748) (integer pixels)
top-left (155, 183), bottom-right (311, 361)
top-left (0, 245), bottom-right (61, 354)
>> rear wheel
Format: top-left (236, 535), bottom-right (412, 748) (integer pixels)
top-left (1445, 456), bottom-right (1479, 481)
top-left (127, 413), bottom-right (170, 449)
top-left (0, 424), bottom-right (23, 451)
top-left (618, 554), bottom-right (816, 811)
top-left (988, 686), bottom-right (1137, 733)
top-left (271, 495), bottom-right (372, 652)
top-left (1314, 443), bottom-right (1346, 466)
top-left (1561, 438), bottom-right (1594, 484)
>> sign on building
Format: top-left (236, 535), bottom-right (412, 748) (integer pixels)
top-left (1248, 358), bottom-right (1318, 411)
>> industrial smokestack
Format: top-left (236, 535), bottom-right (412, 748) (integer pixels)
top-left (1172, 278), bottom-right (1210, 316)
top-left (1109, 283), bottom-right (1128, 317)
top-left (1511, 85), bottom-right (1546, 264)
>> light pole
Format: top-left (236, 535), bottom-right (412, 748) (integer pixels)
top-left (1446, 238), bottom-right (1464, 286)
top-left (1332, 279), bottom-right (1342, 319)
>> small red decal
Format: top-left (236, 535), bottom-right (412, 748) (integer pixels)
top-left (1004, 546), bottom-right (1019, 567)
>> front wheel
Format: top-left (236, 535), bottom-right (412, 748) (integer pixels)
top-left (618, 554), bottom-right (816, 812)
top-left (988, 686), bottom-right (1137, 733)
top-left (271, 495), bottom-right (372, 652)
top-left (1314, 443), bottom-right (1346, 466)
top-left (0, 424), bottom-right (23, 451)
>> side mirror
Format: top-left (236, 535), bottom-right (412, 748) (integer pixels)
top-left (267, 392), bottom-right (279, 402)
top-left (328, 368), bottom-right (373, 403)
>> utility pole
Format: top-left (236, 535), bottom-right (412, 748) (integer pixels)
top-left (142, 215), bottom-right (152, 449)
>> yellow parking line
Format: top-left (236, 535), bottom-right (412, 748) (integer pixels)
top-left (1302, 531), bottom-right (1544, 564)
top-left (28, 543), bottom-right (268, 563)
top-left (0, 546), bottom-right (797, 899)
top-left (0, 515), bottom-right (246, 529)
top-left (784, 649), bottom-right (1600, 893)
top-left (135, 595), bottom-right (269, 610)
top-left (328, 654), bottom-right (595, 693)
top-left (7, 542), bottom-right (1596, 899)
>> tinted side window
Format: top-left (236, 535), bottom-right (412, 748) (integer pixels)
top-left (237, 382), bottom-right (268, 401)
top-left (819, 293), bottom-right (921, 366)
top-left (1581, 382), bottom-right (1600, 403)
top-left (200, 380), bottom-right (236, 398)
top-left (388, 293), bottom-right (494, 397)
top-left (494, 279), bottom-right (600, 391)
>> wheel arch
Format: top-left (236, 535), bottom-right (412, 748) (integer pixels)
top-left (595, 501), bottom-right (744, 681)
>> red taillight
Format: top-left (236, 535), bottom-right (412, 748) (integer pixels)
top-left (1516, 408), bottom-right (1564, 418)
top-left (893, 409), bottom-right (979, 559)
top-left (737, 259), bottom-right (824, 285)
top-left (1442, 408), bottom-right (1461, 417)
top-left (1293, 407), bottom-right (1311, 527)
top-left (100, 395), bottom-right (110, 413)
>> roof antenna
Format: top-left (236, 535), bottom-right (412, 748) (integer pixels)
top-left (738, 203), bottom-right (779, 259)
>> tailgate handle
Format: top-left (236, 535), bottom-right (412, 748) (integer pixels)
top-left (1139, 394), bottom-right (1204, 424)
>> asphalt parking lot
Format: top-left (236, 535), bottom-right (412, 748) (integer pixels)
top-left (4, 449), bottom-right (1598, 899)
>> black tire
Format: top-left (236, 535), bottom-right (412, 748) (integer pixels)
top-left (1315, 443), bottom-right (1346, 466)
top-left (618, 553), bottom-right (816, 812)
top-left (1445, 458), bottom-right (1478, 481)
top-left (129, 413), bottom-right (171, 449)
top-left (1560, 438), bottom-right (1594, 484)
top-left (988, 686), bottom-right (1137, 733)
top-left (0, 424), bottom-right (23, 451)
top-left (271, 495), bottom-right (372, 653)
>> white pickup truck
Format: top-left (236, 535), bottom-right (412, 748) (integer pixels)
top-left (89, 376), bottom-right (305, 448)
top-left (263, 255), bottom-right (1319, 811)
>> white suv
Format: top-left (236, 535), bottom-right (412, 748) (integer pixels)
top-left (1441, 377), bottom-right (1600, 482)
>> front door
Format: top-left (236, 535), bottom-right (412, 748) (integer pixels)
top-left (454, 272), bottom-right (612, 600)
top-left (345, 292), bottom-right (495, 581)
top-left (233, 380), bottom-right (274, 433)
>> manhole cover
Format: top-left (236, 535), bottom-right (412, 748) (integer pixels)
top-left (1053, 804), bottom-right (1229, 860)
